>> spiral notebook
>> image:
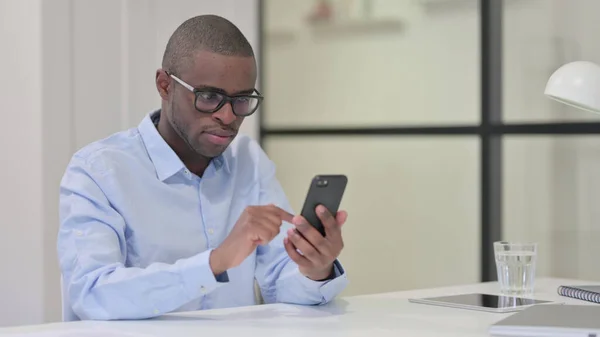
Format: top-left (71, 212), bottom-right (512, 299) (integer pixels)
top-left (557, 285), bottom-right (600, 304)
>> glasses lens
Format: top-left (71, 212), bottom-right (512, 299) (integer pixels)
top-left (195, 91), bottom-right (261, 115)
top-left (232, 97), bottom-right (260, 116)
top-left (195, 91), bottom-right (224, 112)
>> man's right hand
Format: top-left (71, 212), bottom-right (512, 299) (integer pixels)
top-left (209, 204), bottom-right (294, 275)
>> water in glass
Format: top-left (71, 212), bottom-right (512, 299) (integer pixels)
top-left (494, 243), bottom-right (537, 296)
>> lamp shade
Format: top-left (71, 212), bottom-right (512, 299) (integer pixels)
top-left (544, 61), bottom-right (600, 113)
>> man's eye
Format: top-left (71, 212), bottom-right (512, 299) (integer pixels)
top-left (198, 92), bottom-right (220, 101)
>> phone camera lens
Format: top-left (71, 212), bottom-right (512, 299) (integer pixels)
top-left (317, 180), bottom-right (328, 187)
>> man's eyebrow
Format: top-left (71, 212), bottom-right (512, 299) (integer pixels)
top-left (194, 85), bottom-right (256, 96)
top-left (234, 88), bottom-right (257, 95)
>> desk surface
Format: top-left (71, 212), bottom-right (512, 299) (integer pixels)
top-left (1, 277), bottom-right (597, 336)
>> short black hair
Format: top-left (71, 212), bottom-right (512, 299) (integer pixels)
top-left (162, 14), bottom-right (254, 75)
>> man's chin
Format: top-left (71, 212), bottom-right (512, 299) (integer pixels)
top-left (194, 142), bottom-right (230, 158)
top-left (192, 133), bottom-right (236, 157)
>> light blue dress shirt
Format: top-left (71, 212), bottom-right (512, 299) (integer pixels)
top-left (57, 110), bottom-right (348, 321)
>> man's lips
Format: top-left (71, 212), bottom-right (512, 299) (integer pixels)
top-left (203, 131), bottom-right (235, 145)
top-left (205, 130), bottom-right (235, 137)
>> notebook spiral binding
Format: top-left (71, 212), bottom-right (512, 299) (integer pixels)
top-left (557, 286), bottom-right (600, 304)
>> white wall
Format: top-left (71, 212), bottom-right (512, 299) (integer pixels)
top-left (41, 0), bottom-right (75, 325)
top-left (0, 0), bottom-right (259, 327)
top-left (0, 0), bottom-right (45, 326)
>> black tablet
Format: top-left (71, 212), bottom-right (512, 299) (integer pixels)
top-left (409, 293), bottom-right (557, 313)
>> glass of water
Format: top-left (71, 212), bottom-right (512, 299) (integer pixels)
top-left (494, 241), bottom-right (537, 296)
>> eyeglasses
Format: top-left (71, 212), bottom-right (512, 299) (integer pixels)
top-left (168, 72), bottom-right (263, 117)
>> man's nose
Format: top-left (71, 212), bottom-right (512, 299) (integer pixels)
top-left (212, 102), bottom-right (237, 125)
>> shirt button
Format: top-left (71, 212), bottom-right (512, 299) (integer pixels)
top-left (208, 228), bottom-right (214, 235)
top-left (75, 230), bottom-right (83, 236)
top-left (153, 309), bottom-right (159, 315)
top-left (200, 286), bottom-right (206, 294)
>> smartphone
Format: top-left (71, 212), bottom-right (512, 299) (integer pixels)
top-left (300, 175), bottom-right (348, 236)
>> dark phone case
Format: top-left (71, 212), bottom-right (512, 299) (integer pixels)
top-left (300, 175), bottom-right (348, 236)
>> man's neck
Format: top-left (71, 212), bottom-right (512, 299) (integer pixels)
top-left (177, 151), bottom-right (210, 177)
top-left (155, 111), bottom-right (210, 177)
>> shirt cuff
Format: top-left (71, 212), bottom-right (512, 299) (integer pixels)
top-left (178, 248), bottom-right (229, 300)
top-left (296, 260), bottom-right (348, 303)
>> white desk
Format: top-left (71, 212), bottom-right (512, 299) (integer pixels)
top-left (1, 277), bottom-right (597, 336)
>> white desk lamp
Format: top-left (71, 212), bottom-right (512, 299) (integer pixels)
top-left (545, 61), bottom-right (600, 113)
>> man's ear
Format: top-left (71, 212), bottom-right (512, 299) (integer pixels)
top-left (155, 69), bottom-right (171, 100)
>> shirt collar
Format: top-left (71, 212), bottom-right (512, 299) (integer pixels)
top-left (212, 153), bottom-right (230, 173)
top-left (138, 110), bottom-right (230, 181)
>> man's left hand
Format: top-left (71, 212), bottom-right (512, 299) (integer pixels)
top-left (283, 205), bottom-right (347, 281)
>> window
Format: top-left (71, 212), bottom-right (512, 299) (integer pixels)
top-left (260, 0), bottom-right (600, 295)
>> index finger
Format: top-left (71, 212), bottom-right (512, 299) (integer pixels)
top-left (279, 208), bottom-right (294, 223)
top-left (267, 204), bottom-right (294, 223)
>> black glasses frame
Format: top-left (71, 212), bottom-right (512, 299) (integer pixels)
top-left (167, 71), bottom-right (264, 117)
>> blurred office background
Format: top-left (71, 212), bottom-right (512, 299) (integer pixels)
top-left (263, 0), bottom-right (600, 296)
top-left (2, 0), bottom-right (600, 327)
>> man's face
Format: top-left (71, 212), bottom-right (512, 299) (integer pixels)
top-left (166, 51), bottom-right (257, 158)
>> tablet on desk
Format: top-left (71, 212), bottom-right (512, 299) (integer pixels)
top-left (409, 293), bottom-right (557, 313)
